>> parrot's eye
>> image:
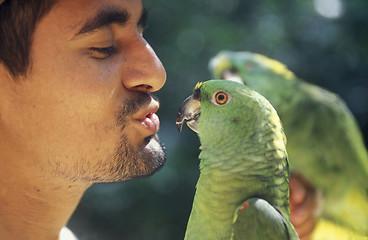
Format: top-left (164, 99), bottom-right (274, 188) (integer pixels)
top-left (212, 91), bottom-right (229, 105)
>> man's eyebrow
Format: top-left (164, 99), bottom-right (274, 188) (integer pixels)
top-left (74, 8), bottom-right (148, 38)
top-left (76, 8), bottom-right (131, 36)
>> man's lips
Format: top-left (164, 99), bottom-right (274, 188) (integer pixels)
top-left (134, 98), bottom-right (160, 135)
top-left (137, 112), bottom-right (160, 134)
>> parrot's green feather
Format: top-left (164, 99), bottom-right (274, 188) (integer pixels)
top-left (231, 199), bottom-right (299, 240)
top-left (177, 80), bottom-right (299, 239)
top-left (209, 51), bottom-right (368, 235)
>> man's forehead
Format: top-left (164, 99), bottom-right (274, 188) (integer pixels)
top-left (42, 0), bottom-right (143, 39)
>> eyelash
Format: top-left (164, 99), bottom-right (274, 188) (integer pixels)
top-left (90, 46), bottom-right (117, 59)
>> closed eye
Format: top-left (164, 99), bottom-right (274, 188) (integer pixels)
top-left (90, 46), bottom-right (117, 59)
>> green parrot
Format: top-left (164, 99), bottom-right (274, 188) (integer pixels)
top-left (176, 80), bottom-right (299, 239)
top-left (209, 51), bottom-right (368, 235)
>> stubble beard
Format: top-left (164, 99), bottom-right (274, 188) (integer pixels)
top-left (53, 93), bottom-right (167, 183)
top-left (93, 93), bottom-right (167, 183)
top-left (104, 133), bottom-right (166, 182)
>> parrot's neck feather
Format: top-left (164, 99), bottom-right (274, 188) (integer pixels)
top-left (185, 150), bottom-right (290, 239)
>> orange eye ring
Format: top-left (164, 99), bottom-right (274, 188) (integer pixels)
top-left (215, 91), bottom-right (228, 105)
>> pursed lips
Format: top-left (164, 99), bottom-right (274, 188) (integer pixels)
top-left (133, 98), bottom-right (160, 135)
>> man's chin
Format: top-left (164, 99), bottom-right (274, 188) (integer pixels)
top-left (141, 134), bottom-right (167, 175)
top-left (115, 133), bottom-right (166, 181)
top-left (74, 134), bottom-right (166, 184)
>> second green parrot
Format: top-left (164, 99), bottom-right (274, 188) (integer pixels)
top-left (209, 51), bottom-right (368, 235)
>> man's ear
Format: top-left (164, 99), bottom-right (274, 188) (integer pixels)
top-left (289, 172), bottom-right (322, 239)
top-left (290, 173), bottom-right (311, 213)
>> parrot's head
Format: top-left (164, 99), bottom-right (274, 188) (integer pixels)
top-left (209, 51), bottom-right (296, 108)
top-left (176, 80), bottom-right (285, 158)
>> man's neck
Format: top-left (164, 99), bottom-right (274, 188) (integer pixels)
top-left (0, 157), bottom-right (90, 240)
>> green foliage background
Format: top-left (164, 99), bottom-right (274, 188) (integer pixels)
top-left (69, 0), bottom-right (368, 239)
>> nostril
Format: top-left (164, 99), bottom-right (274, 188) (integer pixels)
top-left (132, 84), bottom-right (153, 92)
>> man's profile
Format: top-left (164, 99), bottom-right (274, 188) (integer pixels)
top-left (0, 0), bottom-right (166, 239)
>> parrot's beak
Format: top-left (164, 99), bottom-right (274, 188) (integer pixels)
top-left (176, 92), bottom-right (201, 133)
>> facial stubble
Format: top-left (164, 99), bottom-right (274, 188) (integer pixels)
top-left (57, 93), bottom-right (166, 183)
top-left (99, 93), bottom-right (166, 182)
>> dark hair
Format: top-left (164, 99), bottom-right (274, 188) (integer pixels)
top-left (0, 0), bottom-right (58, 78)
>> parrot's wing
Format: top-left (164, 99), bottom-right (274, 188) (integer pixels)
top-left (231, 198), bottom-right (299, 240)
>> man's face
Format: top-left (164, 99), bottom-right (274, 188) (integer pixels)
top-left (0, 0), bottom-right (167, 182)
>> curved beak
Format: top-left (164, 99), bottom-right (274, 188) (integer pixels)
top-left (176, 93), bottom-right (201, 133)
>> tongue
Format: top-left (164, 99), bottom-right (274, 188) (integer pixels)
top-left (143, 113), bottom-right (160, 132)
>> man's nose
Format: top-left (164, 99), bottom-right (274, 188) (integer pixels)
top-left (121, 37), bottom-right (166, 93)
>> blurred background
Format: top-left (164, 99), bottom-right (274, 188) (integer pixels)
top-left (68, 0), bottom-right (368, 239)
